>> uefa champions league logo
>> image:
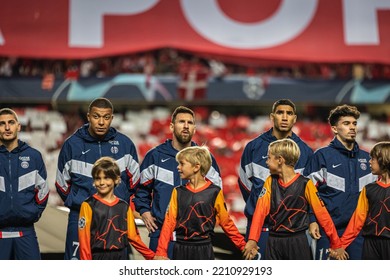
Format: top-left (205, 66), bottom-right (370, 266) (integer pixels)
top-left (243, 76), bottom-right (266, 100)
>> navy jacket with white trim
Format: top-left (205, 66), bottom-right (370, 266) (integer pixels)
top-left (303, 137), bottom-right (377, 228)
top-left (55, 124), bottom-right (140, 211)
top-left (0, 140), bottom-right (49, 234)
top-left (238, 128), bottom-right (313, 222)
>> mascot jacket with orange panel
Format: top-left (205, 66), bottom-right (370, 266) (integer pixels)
top-left (238, 128), bottom-right (313, 221)
top-left (133, 139), bottom-right (222, 227)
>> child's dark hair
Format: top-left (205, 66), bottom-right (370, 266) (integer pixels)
top-left (370, 141), bottom-right (390, 175)
top-left (92, 156), bottom-right (120, 185)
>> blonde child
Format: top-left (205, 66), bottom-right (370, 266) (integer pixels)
top-left (243, 139), bottom-right (347, 260)
top-left (78, 156), bottom-right (154, 260)
top-left (154, 146), bottom-right (246, 260)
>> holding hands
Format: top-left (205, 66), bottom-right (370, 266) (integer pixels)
top-left (329, 247), bottom-right (349, 260)
top-left (153, 255), bottom-right (170, 260)
top-left (243, 240), bottom-right (260, 260)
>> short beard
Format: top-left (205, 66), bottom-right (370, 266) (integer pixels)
top-left (0, 135), bottom-right (17, 144)
top-left (174, 131), bottom-right (192, 145)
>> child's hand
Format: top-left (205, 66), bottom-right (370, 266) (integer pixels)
top-left (329, 247), bottom-right (349, 260)
top-left (243, 240), bottom-right (259, 260)
top-left (153, 255), bottom-right (170, 260)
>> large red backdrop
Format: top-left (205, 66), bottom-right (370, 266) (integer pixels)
top-left (0, 0), bottom-right (389, 63)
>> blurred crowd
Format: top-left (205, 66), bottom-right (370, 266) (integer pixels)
top-left (1, 48), bottom-right (390, 80)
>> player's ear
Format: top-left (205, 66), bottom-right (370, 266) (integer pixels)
top-left (330, 125), bottom-right (338, 135)
top-left (292, 114), bottom-right (297, 124)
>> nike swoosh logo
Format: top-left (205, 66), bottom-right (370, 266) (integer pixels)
top-left (262, 155), bottom-right (268, 159)
top-left (161, 158), bottom-right (170, 163)
top-left (332, 163), bottom-right (342, 168)
top-left (82, 149), bottom-right (91, 155)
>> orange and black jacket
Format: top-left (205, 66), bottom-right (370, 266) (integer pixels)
top-left (341, 181), bottom-right (390, 248)
top-left (249, 174), bottom-right (341, 249)
top-left (78, 194), bottom-right (154, 260)
top-left (155, 181), bottom-right (246, 258)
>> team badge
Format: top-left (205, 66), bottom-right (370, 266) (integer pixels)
top-left (360, 163), bottom-right (367, 170)
top-left (19, 156), bottom-right (30, 168)
top-left (78, 217), bottom-right (86, 229)
top-left (111, 146), bottom-right (119, 154)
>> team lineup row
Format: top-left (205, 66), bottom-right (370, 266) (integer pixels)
top-left (0, 98), bottom-right (389, 260)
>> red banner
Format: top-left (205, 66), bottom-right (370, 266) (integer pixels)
top-left (1, 0), bottom-right (389, 64)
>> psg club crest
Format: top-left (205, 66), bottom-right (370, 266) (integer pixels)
top-left (111, 146), bottom-right (119, 154)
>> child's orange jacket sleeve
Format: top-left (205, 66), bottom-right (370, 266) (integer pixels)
top-left (155, 188), bottom-right (178, 258)
top-left (215, 190), bottom-right (246, 251)
top-left (78, 202), bottom-right (92, 260)
top-left (305, 179), bottom-right (342, 249)
top-left (340, 187), bottom-right (369, 248)
top-left (127, 208), bottom-right (155, 260)
top-left (248, 176), bottom-right (272, 242)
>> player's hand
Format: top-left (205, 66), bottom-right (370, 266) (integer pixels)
top-left (141, 211), bottom-right (158, 233)
top-left (308, 222), bottom-right (321, 239)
